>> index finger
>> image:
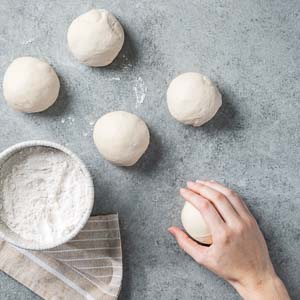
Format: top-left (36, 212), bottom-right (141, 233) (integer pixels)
top-left (180, 188), bottom-right (225, 236)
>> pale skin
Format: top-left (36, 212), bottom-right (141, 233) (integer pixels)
top-left (169, 180), bottom-right (290, 300)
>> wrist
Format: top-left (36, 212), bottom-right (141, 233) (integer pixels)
top-left (231, 273), bottom-right (290, 300)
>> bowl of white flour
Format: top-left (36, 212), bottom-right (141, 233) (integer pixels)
top-left (0, 140), bottom-right (94, 250)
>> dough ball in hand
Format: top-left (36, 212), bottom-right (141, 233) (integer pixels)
top-left (181, 201), bottom-right (212, 245)
top-left (3, 57), bottom-right (60, 113)
top-left (167, 72), bottom-right (222, 127)
top-left (67, 9), bottom-right (124, 67)
top-left (93, 111), bottom-right (150, 166)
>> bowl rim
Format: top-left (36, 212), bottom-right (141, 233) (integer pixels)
top-left (0, 140), bottom-right (94, 250)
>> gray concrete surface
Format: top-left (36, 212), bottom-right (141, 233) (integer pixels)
top-left (0, 0), bottom-right (299, 299)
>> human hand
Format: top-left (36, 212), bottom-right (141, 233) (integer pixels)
top-left (169, 181), bottom-right (290, 300)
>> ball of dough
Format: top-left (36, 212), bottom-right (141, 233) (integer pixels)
top-left (93, 111), bottom-right (150, 166)
top-left (167, 72), bottom-right (222, 127)
top-left (181, 201), bottom-right (212, 244)
top-left (3, 57), bottom-right (60, 113)
top-left (67, 9), bottom-right (124, 67)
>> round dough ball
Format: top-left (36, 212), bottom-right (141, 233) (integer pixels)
top-left (167, 72), bottom-right (222, 127)
top-left (67, 9), bottom-right (124, 67)
top-left (3, 57), bottom-right (60, 113)
top-left (181, 201), bottom-right (212, 244)
top-left (93, 111), bottom-right (150, 166)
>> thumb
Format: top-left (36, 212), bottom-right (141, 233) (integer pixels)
top-left (168, 226), bottom-right (208, 264)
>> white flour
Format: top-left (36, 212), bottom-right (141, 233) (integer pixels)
top-left (133, 76), bottom-right (147, 108)
top-left (0, 146), bottom-right (88, 244)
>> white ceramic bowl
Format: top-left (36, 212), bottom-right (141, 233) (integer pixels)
top-left (0, 140), bottom-right (94, 250)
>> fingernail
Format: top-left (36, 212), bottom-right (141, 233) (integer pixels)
top-left (168, 227), bottom-right (175, 235)
top-left (187, 181), bottom-right (194, 186)
top-left (180, 188), bottom-right (186, 195)
top-left (196, 180), bottom-right (205, 184)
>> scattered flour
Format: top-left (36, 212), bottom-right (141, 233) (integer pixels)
top-left (133, 76), bottom-right (147, 108)
top-left (0, 146), bottom-right (88, 245)
top-left (22, 38), bottom-right (36, 45)
top-left (121, 55), bottom-right (132, 70)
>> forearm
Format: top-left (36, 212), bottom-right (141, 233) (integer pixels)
top-left (232, 275), bottom-right (290, 300)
